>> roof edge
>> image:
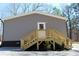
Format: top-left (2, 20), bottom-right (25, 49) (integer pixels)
top-left (4, 11), bottom-right (67, 22)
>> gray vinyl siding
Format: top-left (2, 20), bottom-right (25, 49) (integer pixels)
top-left (3, 13), bottom-right (67, 41)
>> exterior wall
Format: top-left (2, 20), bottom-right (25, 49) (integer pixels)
top-left (3, 13), bottom-right (67, 41)
top-left (77, 32), bottom-right (79, 41)
top-left (0, 35), bottom-right (1, 41)
top-left (72, 31), bottom-right (79, 41)
top-left (72, 32), bottom-right (77, 41)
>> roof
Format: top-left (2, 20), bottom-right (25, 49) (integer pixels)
top-left (4, 11), bottom-right (67, 22)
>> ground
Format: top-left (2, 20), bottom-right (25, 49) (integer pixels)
top-left (0, 43), bottom-right (79, 56)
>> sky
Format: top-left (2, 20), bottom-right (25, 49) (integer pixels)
top-left (0, 3), bottom-right (68, 19)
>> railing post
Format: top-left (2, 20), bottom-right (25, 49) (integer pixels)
top-left (52, 29), bottom-right (55, 50)
top-left (53, 41), bottom-right (55, 50)
top-left (36, 30), bottom-right (39, 50)
top-left (37, 41), bottom-right (39, 50)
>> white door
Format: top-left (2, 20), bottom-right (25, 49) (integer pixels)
top-left (37, 22), bottom-right (46, 40)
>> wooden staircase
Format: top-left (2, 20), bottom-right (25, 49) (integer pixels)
top-left (46, 29), bottom-right (72, 50)
top-left (20, 29), bottom-right (72, 50)
top-left (21, 31), bottom-right (37, 50)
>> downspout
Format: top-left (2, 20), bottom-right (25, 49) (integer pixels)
top-left (0, 19), bottom-right (4, 47)
top-left (66, 20), bottom-right (69, 37)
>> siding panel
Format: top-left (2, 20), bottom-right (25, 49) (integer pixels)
top-left (4, 14), bottom-right (67, 41)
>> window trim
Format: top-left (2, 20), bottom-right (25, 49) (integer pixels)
top-left (37, 22), bottom-right (46, 30)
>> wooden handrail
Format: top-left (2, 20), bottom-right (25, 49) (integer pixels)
top-left (21, 29), bottom-right (72, 50)
top-left (21, 30), bottom-right (37, 50)
top-left (46, 29), bottom-right (72, 49)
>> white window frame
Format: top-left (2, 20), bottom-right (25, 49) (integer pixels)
top-left (37, 22), bottom-right (46, 30)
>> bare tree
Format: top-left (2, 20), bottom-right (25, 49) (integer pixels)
top-left (0, 12), bottom-right (5, 19)
top-left (61, 5), bottom-right (73, 39)
top-left (31, 3), bottom-right (43, 11)
top-left (21, 3), bottom-right (30, 13)
top-left (8, 3), bottom-right (61, 16)
top-left (21, 3), bottom-right (44, 13)
top-left (8, 3), bottom-right (21, 16)
top-left (44, 6), bottom-right (54, 13)
top-left (52, 7), bottom-right (62, 16)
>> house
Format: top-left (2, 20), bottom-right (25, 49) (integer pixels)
top-left (72, 28), bottom-right (79, 41)
top-left (0, 12), bottom-right (72, 50)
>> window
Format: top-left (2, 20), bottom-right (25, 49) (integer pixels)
top-left (39, 24), bottom-right (44, 30)
top-left (37, 22), bottom-right (46, 30)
